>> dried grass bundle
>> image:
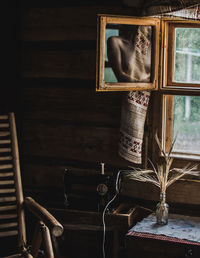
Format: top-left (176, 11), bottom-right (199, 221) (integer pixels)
top-left (124, 134), bottom-right (200, 194)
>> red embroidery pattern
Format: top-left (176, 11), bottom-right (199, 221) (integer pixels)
top-left (196, 5), bottom-right (200, 19)
top-left (135, 26), bottom-right (152, 56)
top-left (127, 91), bottom-right (150, 109)
top-left (119, 131), bottom-right (142, 156)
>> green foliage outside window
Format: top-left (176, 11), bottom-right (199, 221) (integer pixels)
top-left (175, 28), bottom-right (200, 83)
top-left (173, 95), bottom-right (200, 154)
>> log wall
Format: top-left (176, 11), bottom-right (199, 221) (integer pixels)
top-left (3, 1), bottom-right (200, 208)
top-left (19, 2), bottom-right (138, 205)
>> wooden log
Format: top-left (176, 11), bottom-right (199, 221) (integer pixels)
top-left (21, 122), bottom-right (124, 166)
top-left (22, 6), bottom-right (138, 41)
top-left (40, 222), bottom-right (54, 258)
top-left (25, 197), bottom-right (63, 237)
top-left (23, 50), bottom-right (96, 80)
top-left (21, 160), bottom-right (127, 191)
top-left (23, 163), bottom-right (200, 206)
top-left (9, 113), bottom-right (27, 248)
top-left (122, 178), bottom-right (200, 206)
top-left (0, 205), bottom-right (17, 211)
top-left (22, 86), bottom-right (122, 127)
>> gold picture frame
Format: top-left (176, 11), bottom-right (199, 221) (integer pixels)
top-left (96, 15), bottom-right (160, 92)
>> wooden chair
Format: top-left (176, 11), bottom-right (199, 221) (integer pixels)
top-left (0, 113), bottom-right (63, 258)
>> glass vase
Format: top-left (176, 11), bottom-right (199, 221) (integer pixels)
top-left (156, 192), bottom-right (169, 225)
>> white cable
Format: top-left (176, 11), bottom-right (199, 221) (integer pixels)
top-left (102, 170), bottom-right (121, 258)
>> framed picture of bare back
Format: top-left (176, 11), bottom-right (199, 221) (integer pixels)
top-left (96, 15), bottom-right (160, 91)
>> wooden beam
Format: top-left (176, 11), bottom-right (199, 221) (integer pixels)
top-left (122, 178), bottom-right (200, 206)
top-left (22, 86), bottom-right (122, 127)
top-left (23, 50), bottom-right (96, 80)
top-left (22, 6), bottom-right (138, 41)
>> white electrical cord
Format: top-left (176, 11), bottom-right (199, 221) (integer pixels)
top-left (102, 170), bottom-right (122, 258)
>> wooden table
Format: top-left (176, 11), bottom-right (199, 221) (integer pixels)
top-left (126, 213), bottom-right (200, 258)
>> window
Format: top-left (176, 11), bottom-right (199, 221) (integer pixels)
top-left (163, 95), bottom-right (200, 159)
top-left (96, 15), bottom-right (160, 91)
top-left (158, 18), bottom-right (200, 161)
top-left (162, 19), bottom-right (200, 90)
top-left (96, 15), bottom-right (200, 161)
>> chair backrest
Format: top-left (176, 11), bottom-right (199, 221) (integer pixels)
top-left (0, 113), bottom-right (26, 250)
top-left (0, 113), bottom-right (63, 258)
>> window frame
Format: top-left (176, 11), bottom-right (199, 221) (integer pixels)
top-left (96, 15), bottom-right (161, 92)
top-left (148, 18), bottom-right (200, 164)
top-left (150, 92), bottom-right (200, 171)
top-left (96, 15), bottom-right (200, 163)
top-left (160, 18), bottom-right (200, 92)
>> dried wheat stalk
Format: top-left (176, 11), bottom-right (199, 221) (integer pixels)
top-left (124, 134), bottom-right (200, 194)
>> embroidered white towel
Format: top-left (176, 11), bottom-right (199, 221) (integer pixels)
top-left (119, 91), bottom-right (150, 164)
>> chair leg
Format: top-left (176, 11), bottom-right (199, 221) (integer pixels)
top-left (30, 221), bottom-right (42, 258)
top-left (40, 222), bottom-right (54, 258)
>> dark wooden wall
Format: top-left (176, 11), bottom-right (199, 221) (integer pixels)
top-left (17, 1), bottom-right (140, 205)
top-left (3, 1), bottom-right (200, 209)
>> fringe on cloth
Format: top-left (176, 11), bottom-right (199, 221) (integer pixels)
top-left (119, 91), bottom-right (150, 164)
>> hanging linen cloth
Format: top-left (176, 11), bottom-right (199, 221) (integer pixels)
top-left (118, 25), bottom-right (152, 164)
top-left (119, 91), bottom-right (150, 164)
top-left (119, 0), bottom-right (200, 164)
